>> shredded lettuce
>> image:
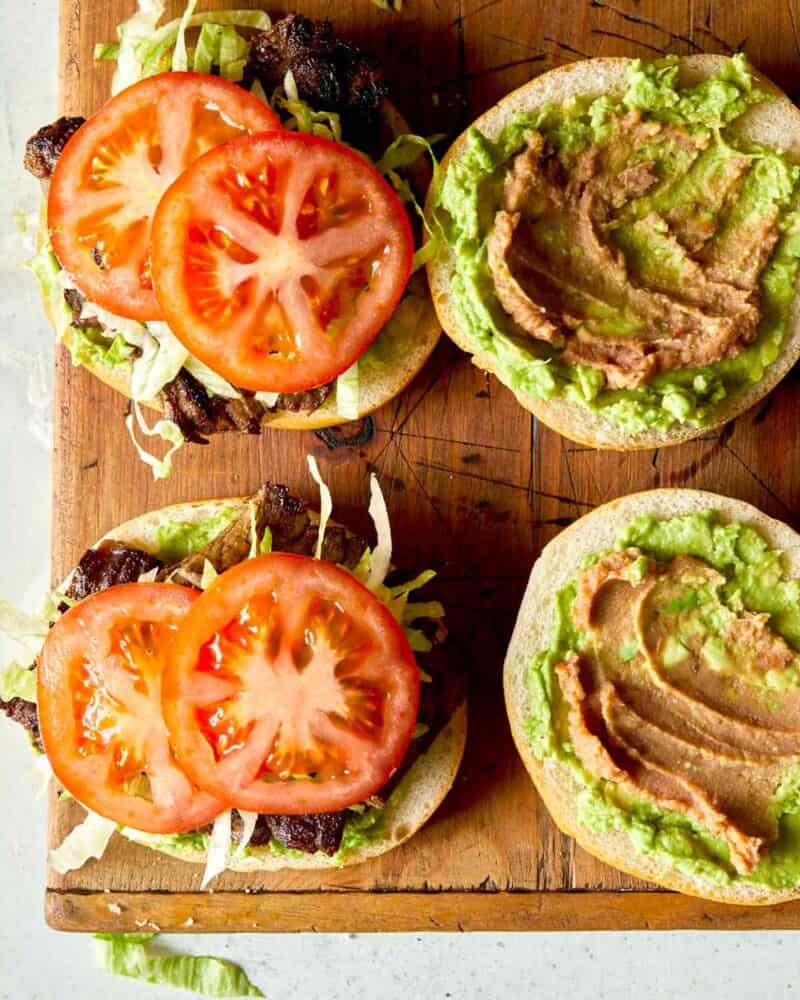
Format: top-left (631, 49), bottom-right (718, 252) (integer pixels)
top-left (367, 475), bottom-right (392, 590)
top-left (201, 809), bottom-right (231, 888)
top-left (27, 243), bottom-right (73, 342)
top-left (336, 362), bottom-right (360, 419)
top-left (273, 70), bottom-right (343, 141)
top-left (199, 559), bottom-right (218, 590)
top-left (371, 0), bottom-right (403, 10)
top-left (95, 934), bottom-right (264, 997)
top-left (376, 134), bottom-right (443, 273)
top-left (259, 527), bottom-right (272, 555)
top-left (127, 322), bottom-right (188, 402)
top-left (106, 0), bottom-right (270, 94)
top-left (0, 599), bottom-right (50, 654)
top-left (192, 22), bottom-right (222, 74)
top-left (219, 25), bottom-right (248, 81)
top-left (125, 401), bottom-right (185, 480)
top-left (171, 0), bottom-right (198, 71)
top-left (235, 810), bottom-right (258, 853)
top-left (0, 661), bottom-right (36, 702)
top-left (306, 455), bottom-right (333, 559)
top-left (247, 499), bottom-right (260, 559)
top-left (48, 811), bottom-right (118, 875)
top-left (184, 355), bottom-right (241, 399)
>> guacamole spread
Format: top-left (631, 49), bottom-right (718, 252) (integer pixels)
top-left (435, 56), bottom-right (800, 433)
top-left (529, 510), bottom-right (800, 886)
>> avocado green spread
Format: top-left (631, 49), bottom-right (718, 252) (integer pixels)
top-left (154, 508), bottom-right (239, 562)
top-left (435, 55), bottom-right (800, 434)
top-left (530, 510), bottom-right (800, 887)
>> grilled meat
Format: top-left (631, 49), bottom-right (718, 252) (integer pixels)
top-left (0, 692), bottom-right (42, 752)
top-left (66, 540), bottom-right (162, 601)
top-left (246, 14), bottom-right (388, 147)
top-left (24, 116), bottom-right (85, 180)
top-left (232, 810), bottom-right (348, 856)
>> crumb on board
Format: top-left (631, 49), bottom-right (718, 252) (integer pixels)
top-left (107, 903), bottom-right (122, 916)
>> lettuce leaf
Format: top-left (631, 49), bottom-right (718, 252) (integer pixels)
top-left (366, 474), bottom-right (392, 590)
top-left (306, 455), bottom-right (332, 559)
top-left (48, 811), bottom-right (118, 875)
top-left (94, 934), bottom-right (264, 997)
top-left (125, 402), bottom-right (185, 480)
top-left (0, 661), bottom-right (36, 701)
top-left (335, 361), bottom-right (360, 419)
top-left (0, 600), bottom-right (50, 653)
top-left (201, 809), bottom-right (231, 888)
top-left (107, 0), bottom-right (270, 93)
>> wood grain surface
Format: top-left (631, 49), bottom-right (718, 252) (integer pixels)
top-left (47, 0), bottom-right (800, 931)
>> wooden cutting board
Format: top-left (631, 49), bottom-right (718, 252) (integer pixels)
top-left (46, 0), bottom-right (800, 932)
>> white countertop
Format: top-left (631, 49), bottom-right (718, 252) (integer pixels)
top-left (0, 3), bottom-right (797, 997)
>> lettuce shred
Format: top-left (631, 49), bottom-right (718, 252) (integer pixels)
top-left (95, 934), bottom-right (263, 997)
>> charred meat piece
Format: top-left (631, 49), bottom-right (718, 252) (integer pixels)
top-left (161, 369), bottom-right (263, 444)
top-left (232, 810), bottom-right (347, 856)
top-left (163, 482), bottom-right (367, 585)
top-left (63, 287), bottom-right (85, 322)
top-left (162, 367), bottom-right (334, 444)
top-left (164, 484), bottom-right (275, 584)
top-left (24, 116), bottom-right (85, 180)
top-left (267, 382), bottom-right (334, 414)
top-left (66, 540), bottom-right (162, 601)
top-left (258, 482), bottom-right (366, 567)
top-left (246, 14), bottom-right (388, 147)
top-left (0, 694), bottom-right (43, 752)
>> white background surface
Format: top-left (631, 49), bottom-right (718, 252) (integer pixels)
top-left (0, 2), bottom-right (798, 997)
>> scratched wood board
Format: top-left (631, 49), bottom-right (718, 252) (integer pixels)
top-left (46, 0), bottom-right (800, 931)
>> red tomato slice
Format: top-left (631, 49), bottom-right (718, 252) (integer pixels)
top-left (150, 131), bottom-right (414, 393)
top-left (48, 72), bottom-right (279, 321)
top-left (37, 582), bottom-right (225, 833)
top-left (163, 553), bottom-right (420, 814)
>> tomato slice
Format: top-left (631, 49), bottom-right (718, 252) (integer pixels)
top-left (163, 553), bottom-right (420, 813)
top-left (48, 72), bottom-right (279, 321)
top-left (37, 583), bottom-right (225, 833)
top-left (150, 131), bottom-right (414, 393)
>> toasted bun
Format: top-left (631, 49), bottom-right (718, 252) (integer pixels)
top-left (504, 488), bottom-right (800, 904)
top-left (427, 56), bottom-right (800, 450)
top-left (65, 496), bottom-right (466, 872)
top-left (41, 100), bottom-right (440, 431)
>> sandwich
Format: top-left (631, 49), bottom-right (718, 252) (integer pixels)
top-left (27, 3), bottom-right (440, 476)
top-left (427, 54), bottom-right (800, 450)
top-left (505, 488), bottom-right (800, 903)
top-left (1, 465), bottom-right (466, 879)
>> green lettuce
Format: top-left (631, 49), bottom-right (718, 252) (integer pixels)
top-left (0, 661), bottom-right (36, 702)
top-left (94, 935), bottom-right (263, 997)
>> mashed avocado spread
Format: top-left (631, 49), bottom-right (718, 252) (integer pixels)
top-left (529, 510), bottom-right (800, 887)
top-left (435, 55), bottom-right (800, 434)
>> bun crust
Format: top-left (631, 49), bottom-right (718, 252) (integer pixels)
top-left (504, 487), bottom-right (800, 903)
top-left (426, 56), bottom-right (800, 450)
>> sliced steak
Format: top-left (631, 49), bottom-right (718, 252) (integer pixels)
top-left (163, 482), bottom-right (367, 585)
top-left (245, 14), bottom-right (388, 147)
top-left (266, 382), bottom-right (334, 414)
top-left (66, 540), bottom-right (162, 601)
top-left (24, 116), bottom-right (85, 180)
top-left (161, 369), bottom-right (263, 444)
top-left (232, 810), bottom-right (347, 856)
top-left (0, 694), bottom-right (42, 752)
